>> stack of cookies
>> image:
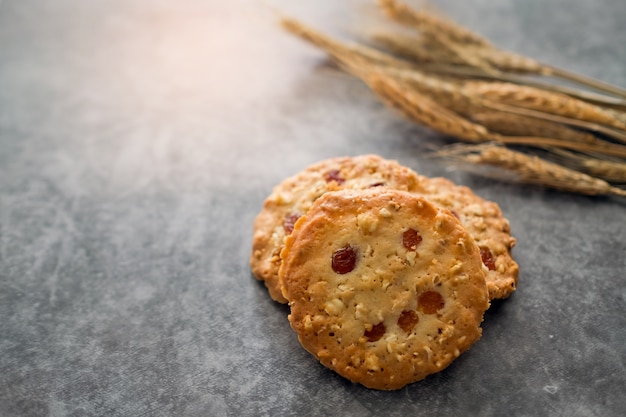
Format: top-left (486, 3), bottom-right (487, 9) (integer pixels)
top-left (250, 155), bottom-right (518, 390)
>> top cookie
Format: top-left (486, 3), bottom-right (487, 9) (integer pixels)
top-left (250, 155), bottom-right (518, 302)
top-left (280, 189), bottom-right (489, 390)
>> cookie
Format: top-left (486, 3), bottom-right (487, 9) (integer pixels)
top-left (411, 176), bottom-right (518, 300)
top-left (250, 155), bottom-right (420, 303)
top-left (250, 155), bottom-right (518, 302)
top-left (280, 189), bottom-right (489, 390)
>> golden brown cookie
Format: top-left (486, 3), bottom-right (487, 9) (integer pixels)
top-left (250, 155), bottom-right (420, 303)
top-left (250, 155), bottom-right (518, 302)
top-left (280, 189), bottom-right (489, 390)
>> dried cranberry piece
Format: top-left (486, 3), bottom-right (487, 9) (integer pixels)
top-left (331, 245), bottom-right (358, 274)
top-left (402, 228), bottom-right (422, 251)
top-left (283, 213), bottom-right (301, 234)
top-left (325, 169), bottom-right (345, 185)
top-left (480, 247), bottom-right (496, 271)
top-left (417, 291), bottom-right (444, 314)
top-left (364, 322), bottom-right (386, 342)
top-left (397, 310), bottom-right (419, 333)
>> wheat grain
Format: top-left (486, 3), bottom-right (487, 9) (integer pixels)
top-left (463, 82), bottom-right (626, 131)
top-left (472, 47), bottom-right (546, 75)
top-left (367, 66), bottom-right (477, 115)
top-left (362, 71), bottom-right (491, 142)
top-left (371, 32), bottom-right (456, 64)
top-left (543, 148), bottom-right (626, 183)
top-left (342, 62), bottom-right (626, 158)
top-left (435, 144), bottom-right (626, 196)
top-left (376, 8), bottom-right (499, 75)
top-left (471, 112), bottom-right (603, 145)
top-left (494, 135), bottom-right (626, 159)
top-left (377, 0), bottom-right (489, 46)
top-left (377, 0), bottom-right (626, 97)
top-left (281, 17), bottom-right (413, 70)
top-left (479, 100), bottom-right (626, 144)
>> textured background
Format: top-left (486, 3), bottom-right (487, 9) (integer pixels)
top-left (1, 0), bottom-right (625, 416)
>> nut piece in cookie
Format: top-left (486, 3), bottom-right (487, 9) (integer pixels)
top-left (280, 189), bottom-right (490, 390)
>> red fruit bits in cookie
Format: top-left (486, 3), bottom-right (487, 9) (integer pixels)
top-left (332, 246), bottom-right (358, 274)
top-left (325, 169), bottom-right (345, 184)
top-left (364, 322), bottom-right (386, 342)
top-left (402, 228), bottom-right (422, 251)
top-left (397, 310), bottom-right (419, 333)
top-left (283, 213), bottom-right (301, 234)
top-left (418, 291), bottom-right (445, 314)
top-left (480, 247), bottom-right (496, 271)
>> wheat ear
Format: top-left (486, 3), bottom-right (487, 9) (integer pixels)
top-left (463, 82), bottom-right (626, 131)
top-left (360, 70), bottom-right (491, 142)
top-left (544, 148), bottom-right (626, 183)
top-left (434, 144), bottom-right (626, 197)
top-left (377, 0), bottom-right (489, 45)
top-left (281, 17), bottom-right (413, 69)
top-left (370, 32), bottom-right (459, 65)
top-left (470, 113), bottom-right (609, 145)
top-left (378, 0), bottom-right (626, 98)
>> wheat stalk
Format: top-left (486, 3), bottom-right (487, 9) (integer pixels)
top-left (470, 112), bottom-right (626, 180)
top-left (366, 66), bottom-right (477, 114)
top-left (369, 31), bottom-right (625, 111)
top-left (547, 66), bottom-right (626, 100)
top-left (349, 64), bottom-right (626, 158)
top-left (469, 112), bottom-right (617, 147)
top-left (371, 60), bottom-right (626, 108)
top-left (284, 17), bottom-right (626, 134)
top-left (378, 0), bottom-right (626, 98)
top-left (472, 47), bottom-right (546, 75)
top-left (543, 148), bottom-right (626, 183)
top-left (434, 144), bottom-right (626, 197)
top-left (463, 82), bottom-right (626, 131)
top-left (377, 0), bottom-right (489, 46)
top-left (356, 66), bottom-right (626, 157)
top-left (361, 70), bottom-right (491, 142)
top-left (281, 17), bottom-right (413, 70)
top-left (479, 100), bottom-right (626, 144)
top-left (370, 32), bottom-right (460, 65)
top-left (493, 135), bottom-right (626, 159)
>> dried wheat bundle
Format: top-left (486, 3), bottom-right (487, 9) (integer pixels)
top-left (279, 1), bottom-right (626, 197)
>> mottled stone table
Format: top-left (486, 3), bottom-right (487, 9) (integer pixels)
top-left (1, 0), bottom-right (625, 416)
